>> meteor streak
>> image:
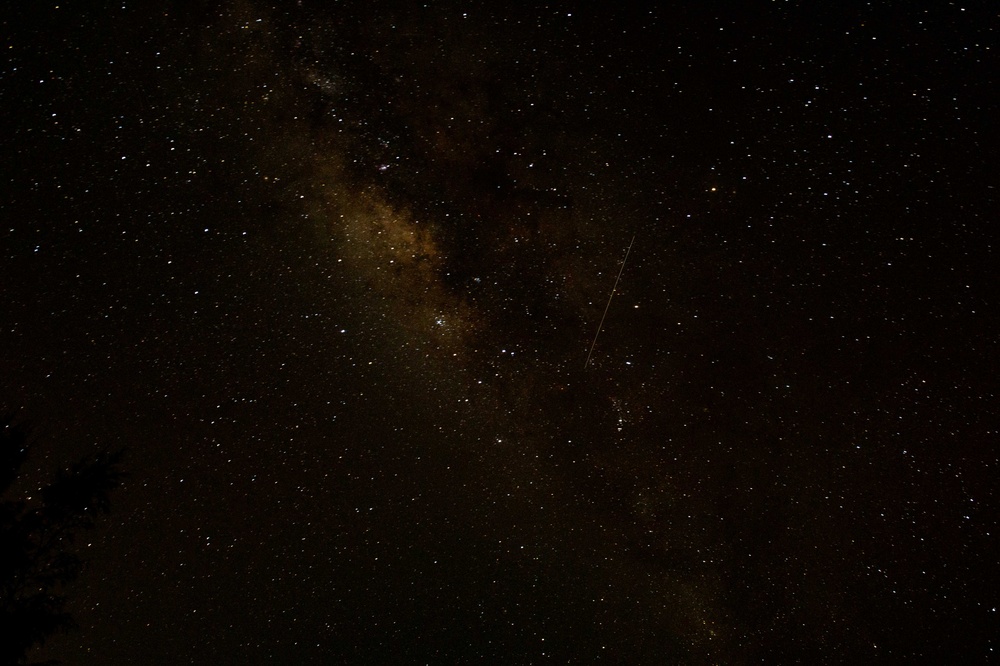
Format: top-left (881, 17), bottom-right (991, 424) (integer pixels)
top-left (584, 234), bottom-right (635, 369)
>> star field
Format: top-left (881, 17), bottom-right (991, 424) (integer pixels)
top-left (2, 2), bottom-right (997, 663)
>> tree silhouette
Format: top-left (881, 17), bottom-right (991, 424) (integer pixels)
top-left (0, 413), bottom-right (125, 665)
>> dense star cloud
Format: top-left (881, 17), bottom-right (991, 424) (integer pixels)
top-left (2, 2), bottom-right (997, 663)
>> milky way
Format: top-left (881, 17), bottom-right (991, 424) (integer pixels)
top-left (4, 2), bottom-right (996, 663)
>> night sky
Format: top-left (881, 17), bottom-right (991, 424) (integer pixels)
top-left (3, 2), bottom-right (998, 663)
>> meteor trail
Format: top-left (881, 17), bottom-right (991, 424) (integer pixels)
top-left (584, 234), bottom-right (635, 369)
